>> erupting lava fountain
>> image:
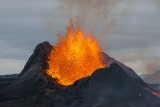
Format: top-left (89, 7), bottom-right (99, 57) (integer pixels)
top-left (47, 19), bottom-right (106, 86)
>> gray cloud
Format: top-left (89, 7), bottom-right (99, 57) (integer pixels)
top-left (0, 0), bottom-right (57, 74)
top-left (0, 59), bottom-right (26, 75)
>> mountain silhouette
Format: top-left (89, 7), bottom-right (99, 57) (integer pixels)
top-left (0, 42), bottom-right (160, 107)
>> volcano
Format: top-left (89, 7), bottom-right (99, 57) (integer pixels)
top-left (0, 41), bottom-right (160, 107)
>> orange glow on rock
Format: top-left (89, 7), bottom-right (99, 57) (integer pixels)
top-left (47, 19), bottom-right (105, 86)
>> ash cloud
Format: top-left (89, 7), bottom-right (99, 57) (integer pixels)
top-left (58, 0), bottom-right (118, 19)
top-left (55, 0), bottom-right (129, 50)
top-left (57, 0), bottom-right (119, 33)
top-left (155, 0), bottom-right (160, 10)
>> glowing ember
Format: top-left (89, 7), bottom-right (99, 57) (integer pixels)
top-left (151, 91), bottom-right (160, 97)
top-left (145, 88), bottom-right (160, 97)
top-left (47, 19), bottom-right (105, 86)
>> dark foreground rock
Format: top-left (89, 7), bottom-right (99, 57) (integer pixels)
top-left (0, 42), bottom-right (160, 107)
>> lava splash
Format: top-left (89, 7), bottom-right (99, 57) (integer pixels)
top-left (47, 19), bottom-right (105, 86)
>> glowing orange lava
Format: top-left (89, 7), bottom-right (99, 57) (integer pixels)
top-left (47, 19), bottom-right (105, 86)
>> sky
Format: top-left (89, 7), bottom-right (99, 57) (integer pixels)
top-left (0, 0), bottom-right (160, 75)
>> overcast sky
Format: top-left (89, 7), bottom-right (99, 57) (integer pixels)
top-left (0, 0), bottom-right (160, 75)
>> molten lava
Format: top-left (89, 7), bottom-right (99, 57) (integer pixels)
top-left (47, 19), bottom-right (105, 86)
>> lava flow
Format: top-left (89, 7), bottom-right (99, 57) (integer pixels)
top-left (145, 88), bottom-right (160, 97)
top-left (47, 19), bottom-right (105, 86)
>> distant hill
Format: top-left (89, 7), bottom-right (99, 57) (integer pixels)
top-left (0, 74), bottom-right (18, 90)
top-left (0, 74), bottom-right (18, 79)
top-left (143, 70), bottom-right (160, 84)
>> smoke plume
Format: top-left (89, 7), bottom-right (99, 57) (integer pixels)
top-left (58, 0), bottom-right (118, 19)
top-left (55, 0), bottom-right (123, 49)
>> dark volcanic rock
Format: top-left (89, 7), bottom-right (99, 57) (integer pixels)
top-left (0, 42), bottom-right (56, 100)
top-left (0, 74), bottom-right (18, 90)
top-left (101, 53), bottom-right (150, 89)
top-left (0, 41), bottom-right (160, 107)
top-left (66, 63), bottom-right (160, 107)
top-left (148, 83), bottom-right (160, 93)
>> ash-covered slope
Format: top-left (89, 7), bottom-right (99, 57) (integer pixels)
top-left (0, 42), bottom-right (160, 107)
top-left (0, 42), bottom-right (55, 100)
top-left (101, 53), bottom-right (150, 89)
top-left (65, 63), bottom-right (160, 107)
